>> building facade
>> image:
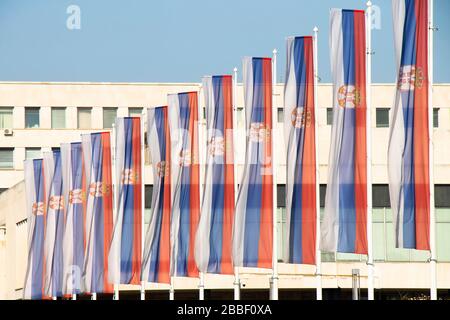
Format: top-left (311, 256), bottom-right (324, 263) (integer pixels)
top-left (0, 82), bottom-right (449, 300)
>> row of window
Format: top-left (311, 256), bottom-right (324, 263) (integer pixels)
top-left (0, 107), bottom-right (144, 130)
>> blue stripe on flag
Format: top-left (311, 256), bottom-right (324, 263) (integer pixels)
top-left (31, 159), bottom-right (44, 299)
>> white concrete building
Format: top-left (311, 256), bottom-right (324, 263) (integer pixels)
top-left (0, 82), bottom-right (449, 300)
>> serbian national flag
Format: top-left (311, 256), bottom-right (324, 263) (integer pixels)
top-left (43, 150), bottom-right (65, 297)
top-left (109, 117), bottom-right (142, 285)
top-left (23, 158), bottom-right (48, 300)
top-left (388, 0), bottom-right (430, 250)
top-left (195, 75), bottom-right (235, 274)
top-left (81, 132), bottom-right (114, 294)
top-left (321, 9), bottom-right (367, 254)
top-left (232, 57), bottom-right (273, 268)
top-left (168, 92), bottom-right (200, 277)
top-left (61, 142), bottom-right (86, 295)
top-left (283, 36), bottom-right (317, 264)
top-left (142, 107), bottom-right (171, 284)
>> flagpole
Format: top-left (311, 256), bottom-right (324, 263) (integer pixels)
top-left (198, 83), bottom-right (205, 301)
top-left (232, 67), bottom-right (241, 300)
top-left (313, 26), bottom-right (323, 301)
top-left (112, 122), bottom-right (120, 301)
top-left (428, 0), bottom-right (437, 301)
top-left (140, 112), bottom-right (146, 301)
top-left (270, 48), bottom-right (279, 301)
top-left (366, 0), bottom-right (375, 301)
top-left (170, 277), bottom-right (175, 300)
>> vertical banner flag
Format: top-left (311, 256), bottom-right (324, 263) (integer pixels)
top-left (283, 36), bottom-right (317, 264)
top-left (61, 142), bottom-right (86, 296)
top-left (232, 57), bottom-right (273, 268)
top-left (321, 9), bottom-right (368, 254)
top-left (388, 0), bottom-right (430, 250)
top-left (195, 75), bottom-right (235, 274)
top-left (43, 150), bottom-right (65, 297)
top-left (142, 107), bottom-right (171, 284)
top-left (109, 117), bottom-right (142, 285)
top-left (168, 92), bottom-right (200, 277)
top-left (82, 132), bottom-right (114, 294)
top-left (23, 159), bottom-right (47, 300)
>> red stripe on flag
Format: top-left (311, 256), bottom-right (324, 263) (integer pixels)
top-left (101, 132), bottom-right (114, 293)
top-left (353, 11), bottom-right (368, 255)
top-left (188, 92), bottom-right (200, 277)
top-left (258, 58), bottom-right (273, 269)
top-left (413, 0), bottom-right (430, 250)
top-left (301, 37), bottom-right (316, 265)
top-left (221, 75), bottom-right (234, 274)
top-left (130, 118), bottom-right (142, 284)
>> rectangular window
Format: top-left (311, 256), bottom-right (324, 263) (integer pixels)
top-left (326, 108), bottom-right (333, 125)
top-left (373, 184), bottom-right (391, 208)
top-left (0, 107), bottom-right (13, 129)
top-left (77, 107), bottom-right (92, 129)
top-left (129, 107), bottom-right (143, 117)
top-left (277, 184), bottom-right (286, 208)
top-left (376, 108), bottom-right (390, 128)
top-left (277, 108), bottom-right (284, 123)
top-left (103, 107), bottom-right (117, 129)
top-left (144, 185), bottom-right (153, 224)
top-left (0, 148), bottom-right (14, 169)
top-left (320, 184), bottom-right (326, 207)
top-left (25, 107), bottom-right (40, 128)
top-left (51, 107), bottom-right (66, 129)
top-left (25, 148), bottom-right (41, 160)
top-left (52, 147), bottom-right (60, 153)
top-left (433, 108), bottom-right (439, 128)
top-left (435, 185), bottom-right (450, 208)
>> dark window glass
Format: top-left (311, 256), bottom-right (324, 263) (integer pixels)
top-left (145, 185), bottom-right (153, 209)
top-left (326, 108), bottom-right (333, 125)
top-left (25, 107), bottom-right (40, 128)
top-left (373, 184), bottom-right (391, 208)
top-left (433, 108), bottom-right (439, 128)
top-left (277, 108), bottom-right (284, 123)
top-left (435, 185), bottom-right (450, 208)
top-left (320, 184), bottom-right (326, 208)
top-left (376, 108), bottom-right (390, 128)
top-left (277, 184), bottom-right (285, 208)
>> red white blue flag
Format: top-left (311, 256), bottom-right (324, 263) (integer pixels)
top-left (195, 75), bottom-right (235, 274)
top-left (283, 36), bottom-right (317, 264)
top-left (23, 158), bottom-right (48, 300)
top-left (388, 0), bottom-right (430, 250)
top-left (61, 142), bottom-right (86, 295)
top-left (232, 57), bottom-right (273, 268)
top-left (142, 106), bottom-right (171, 284)
top-left (168, 92), bottom-right (200, 277)
top-left (321, 9), bottom-right (368, 254)
top-left (109, 117), bottom-right (143, 285)
top-left (81, 132), bottom-right (114, 294)
top-left (43, 150), bottom-right (65, 298)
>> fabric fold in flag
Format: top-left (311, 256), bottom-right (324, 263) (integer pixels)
top-left (232, 57), bottom-right (273, 268)
top-left (321, 9), bottom-right (368, 254)
top-left (195, 75), bottom-right (235, 274)
top-left (168, 92), bottom-right (200, 278)
top-left (23, 158), bottom-right (48, 300)
top-left (283, 36), bottom-right (317, 265)
top-left (142, 107), bottom-right (171, 284)
top-left (61, 142), bottom-right (86, 296)
top-left (109, 117), bottom-right (143, 285)
top-left (81, 132), bottom-right (114, 294)
top-left (388, 0), bottom-right (430, 250)
top-left (43, 150), bottom-right (65, 297)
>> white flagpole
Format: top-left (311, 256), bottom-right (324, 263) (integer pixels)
top-left (112, 122), bottom-right (120, 301)
top-left (366, 1), bottom-right (375, 301)
top-left (428, 0), bottom-right (437, 301)
top-left (140, 112), bottom-right (146, 301)
top-left (198, 83), bottom-right (205, 301)
top-left (232, 67), bottom-right (241, 300)
top-left (313, 26), bottom-right (323, 301)
top-left (169, 277), bottom-right (175, 300)
top-left (270, 48), bottom-right (279, 301)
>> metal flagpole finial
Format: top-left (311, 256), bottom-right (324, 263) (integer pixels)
top-left (367, 0), bottom-right (372, 7)
top-left (233, 67), bottom-right (237, 73)
top-left (313, 26), bottom-right (319, 33)
top-left (272, 48), bottom-right (277, 55)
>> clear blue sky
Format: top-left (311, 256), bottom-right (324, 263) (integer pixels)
top-left (0, 0), bottom-right (448, 83)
